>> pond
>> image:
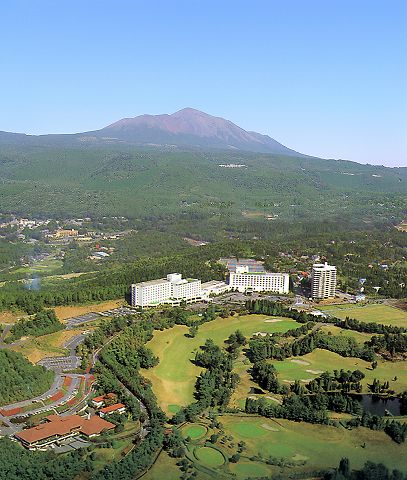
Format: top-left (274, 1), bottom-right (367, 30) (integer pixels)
top-left (353, 394), bottom-right (402, 416)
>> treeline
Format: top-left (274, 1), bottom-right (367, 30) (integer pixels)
top-left (306, 369), bottom-right (365, 394)
top-left (325, 458), bottom-right (407, 480)
top-left (248, 332), bottom-right (375, 363)
top-left (172, 338), bottom-right (240, 424)
top-left (245, 392), bottom-right (362, 423)
top-left (6, 309), bottom-right (63, 343)
top-left (92, 321), bottom-right (166, 480)
top-left (346, 412), bottom-right (407, 444)
top-left (368, 333), bottom-right (407, 357)
top-left (0, 349), bottom-right (54, 406)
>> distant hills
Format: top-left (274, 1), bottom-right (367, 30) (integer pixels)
top-left (0, 108), bottom-right (304, 156)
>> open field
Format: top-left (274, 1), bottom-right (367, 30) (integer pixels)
top-left (142, 314), bottom-right (297, 413)
top-left (10, 328), bottom-right (88, 363)
top-left (320, 304), bottom-right (407, 327)
top-left (273, 348), bottom-right (407, 393)
top-left (54, 299), bottom-right (122, 321)
top-left (220, 415), bottom-right (407, 474)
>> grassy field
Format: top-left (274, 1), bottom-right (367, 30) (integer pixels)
top-left (54, 299), bottom-right (122, 321)
top-left (220, 415), bottom-right (407, 474)
top-left (143, 451), bottom-right (185, 480)
top-left (320, 304), bottom-right (407, 327)
top-left (10, 328), bottom-right (89, 363)
top-left (272, 348), bottom-right (407, 393)
top-left (0, 310), bottom-right (23, 325)
top-left (142, 314), bottom-right (297, 413)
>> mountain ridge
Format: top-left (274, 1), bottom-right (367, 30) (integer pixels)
top-left (0, 108), bottom-right (305, 156)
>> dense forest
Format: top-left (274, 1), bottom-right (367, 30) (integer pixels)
top-left (6, 309), bottom-right (63, 343)
top-left (0, 349), bottom-right (54, 406)
top-left (1, 145), bottom-right (406, 225)
top-left (0, 438), bottom-right (88, 480)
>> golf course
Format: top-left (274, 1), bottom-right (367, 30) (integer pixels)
top-left (142, 314), bottom-right (297, 413)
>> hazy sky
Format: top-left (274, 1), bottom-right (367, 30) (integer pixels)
top-left (1, 0), bottom-right (406, 166)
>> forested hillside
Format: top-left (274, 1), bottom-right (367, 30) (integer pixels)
top-left (0, 350), bottom-right (54, 405)
top-left (0, 145), bottom-right (406, 224)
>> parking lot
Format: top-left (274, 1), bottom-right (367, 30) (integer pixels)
top-left (65, 312), bottom-right (102, 329)
top-left (38, 355), bottom-right (81, 371)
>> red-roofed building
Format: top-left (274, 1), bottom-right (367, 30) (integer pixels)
top-left (91, 392), bottom-right (117, 408)
top-left (99, 403), bottom-right (126, 418)
top-left (15, 414), bottom-right (115, 450)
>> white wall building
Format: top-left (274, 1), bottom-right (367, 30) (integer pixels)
top-left (131, 273), bottom-right (202, 307)
top-left (201, 280), bottom-right (230, 300)
top-left (311, 263), bottom-right (337, 300)
top-left (229, 266), bottom-right (289, 294)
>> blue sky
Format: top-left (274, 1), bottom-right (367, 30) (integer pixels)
top-left (0, 0), bottom-right (406, 166)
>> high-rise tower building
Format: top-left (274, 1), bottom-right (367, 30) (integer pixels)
top-left (311, 263), bottom-right (336, 300)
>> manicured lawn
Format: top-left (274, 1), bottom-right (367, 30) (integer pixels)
top-left (229, 421), bottom-right (268, 438)
top-left (142, 314), bottom-right (297, 413)
top-left (273, 348), bottom-right (407, 393)
top-left (321, 304), bottom-right (407, 327)
top-left (221, 415), bottom-right (407, 473)
top-left (182, 424), bottom-right (207, 440)
top-left (194, 446), bottom-right (225, 467)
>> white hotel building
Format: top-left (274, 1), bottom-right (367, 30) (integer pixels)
top-left (229, 266), bottom-right (289, 294)
top-left (131, 273), bottom-right (202, 307)
top-left (311, 262), bottom-right (337, 300)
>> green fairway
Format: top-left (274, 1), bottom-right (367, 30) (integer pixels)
top-left (272, 349), bottom-right (407, 393)
top-left (321, 304), bottom-right (407, 327)
top-left (231, 462), bottom-right (271, 478)
top-left (142, 314), bottom-right (297, 413)
top-left (182, 424), bottom-right (207, 440)
top-left (229, 421), bottom-right (268, 438)
top-left (194, 446), bottom-right (225, 467)
top-left (221, 415), bottom-right (407, 473)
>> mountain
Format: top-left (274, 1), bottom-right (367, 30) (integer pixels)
top-left (95, 108), bottom-right (304, 155)
top-left (0, 108), bottom-right (304, 156)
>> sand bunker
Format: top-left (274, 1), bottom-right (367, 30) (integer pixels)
top-left (253, 332), bottom-right (268, 336)
top-left (306, 369), bottom-right (324, 375)
top-left (290, 359), bottom-right (310, 365)
top-left (264, 318), bottom-right (283, 323)
top-left (261, 423), bottom-right (279, 432)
